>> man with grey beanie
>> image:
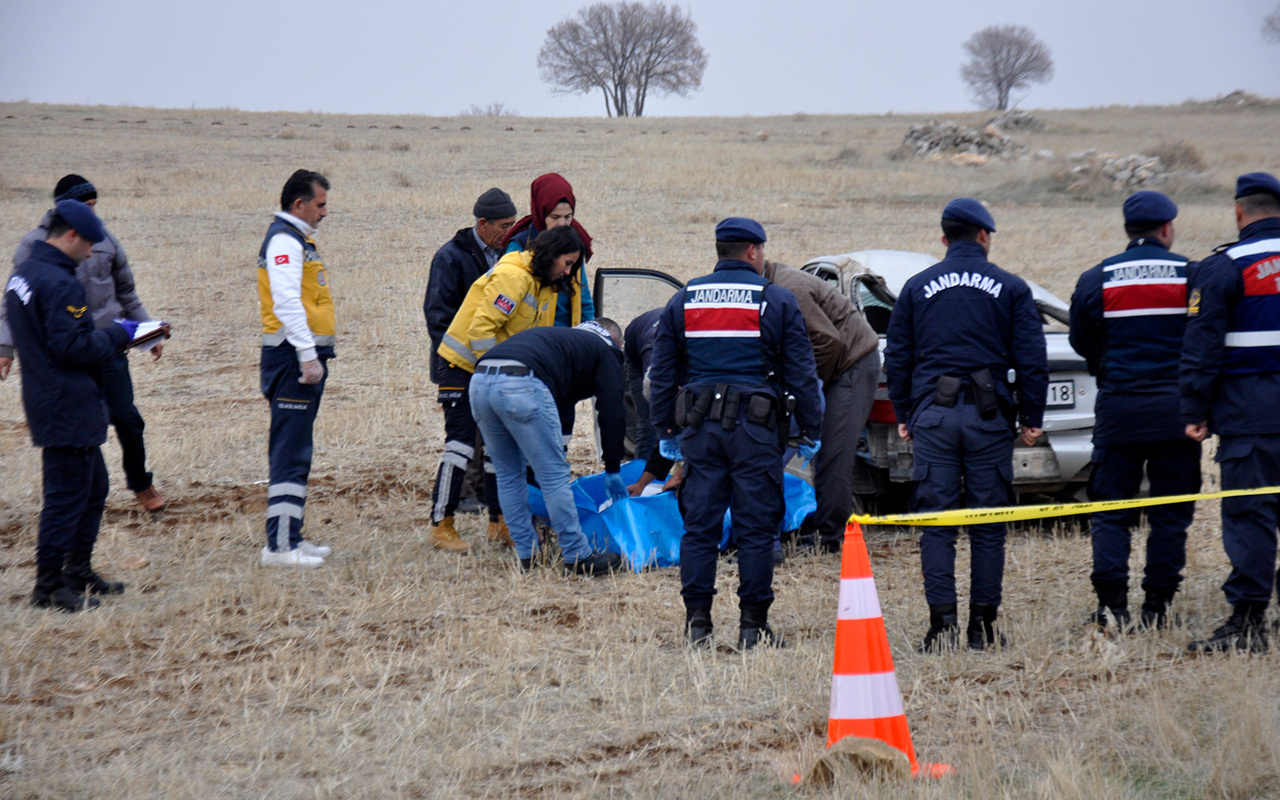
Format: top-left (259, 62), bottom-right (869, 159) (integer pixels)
top-left (423, 188), bottom-right (519, 550)
top-left (1, 174), bottom-right (167, 513)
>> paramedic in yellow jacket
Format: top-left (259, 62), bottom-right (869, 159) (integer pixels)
top-left (429, 225), bottom-right (583, 553)
top-left (257, 170), bottom-right (336, 569)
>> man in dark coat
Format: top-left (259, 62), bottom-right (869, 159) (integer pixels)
top-left (423, 188), bottom-right (518, 549)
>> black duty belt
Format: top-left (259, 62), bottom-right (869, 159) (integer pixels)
top-left (480, 364), bottom-right (531, 376)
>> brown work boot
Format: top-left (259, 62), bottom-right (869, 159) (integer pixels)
top-left (136, 485), bottom-right (166, 512)
top-left (487, 516), bottom-right (513, 547)
top-left (427, 517), bottom-right (470, 554)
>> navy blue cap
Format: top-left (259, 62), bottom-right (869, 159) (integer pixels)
top-left (714, 217), bottom-right (767, 244)
top-left (54, 199), bottom-right (106, 244)
top-left (1235, 172), bottom-right (1280, 201)
top-left (1123, 191), bottom-right (1178, 227)
top-left (941, 198), bottom-right (996, 233)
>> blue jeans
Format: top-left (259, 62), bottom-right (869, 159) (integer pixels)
top-left (469, 370), bottom-right (592, 562)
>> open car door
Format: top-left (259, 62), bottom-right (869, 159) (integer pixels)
top-left (592, 268), bottom-right (686, 457)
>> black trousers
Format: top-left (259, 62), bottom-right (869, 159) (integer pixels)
top-left (102, 354), bottom-right (151, 492)
top-left (37, 445), bottom-right (109, 574)
top-left (431, 364), bottom-right (499, 523)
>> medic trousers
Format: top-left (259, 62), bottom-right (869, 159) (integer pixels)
top-left (431, 363), bottom-right (499, 523)
top-left (261, 343), bottom-right (330, 551)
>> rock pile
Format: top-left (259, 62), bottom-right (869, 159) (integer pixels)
top-left (1062, 150), bottom-right (1172, 190)
top-left (890, 119), bottom-right (1026, 161)
top-left (987, 110), bottom-right (1043, 131)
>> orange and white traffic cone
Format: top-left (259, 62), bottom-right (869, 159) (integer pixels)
top-left (826, 520), bottom-right (951, 779)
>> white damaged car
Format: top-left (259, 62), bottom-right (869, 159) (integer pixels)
top-left (798, 250), bottom-right (1095, 513)
top-left (592, 251), bottom-right (1096, 514)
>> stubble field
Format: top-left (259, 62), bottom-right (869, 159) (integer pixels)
top-left (1, 99), bottom-right (1280, 799)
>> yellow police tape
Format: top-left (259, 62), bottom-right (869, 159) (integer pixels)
top-left (849, 486), bottom-right (1280, 527)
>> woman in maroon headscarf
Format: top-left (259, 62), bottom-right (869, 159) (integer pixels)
top-left (501, 173), bottom-right (595, 326)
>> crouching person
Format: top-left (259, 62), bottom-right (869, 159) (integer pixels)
top-left (5, 200), bottom-right (134, 611)
top-left (469, 321), bottom-right (628, 575)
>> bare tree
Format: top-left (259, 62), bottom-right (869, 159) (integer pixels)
top-left (960, 25), bottom-right (1054, 111)
top-left (537, 1), bottom-right (707, 118)
top-left (1265, 5), bottom-right (1280, 42)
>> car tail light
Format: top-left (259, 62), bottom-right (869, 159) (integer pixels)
top-left (869, 398), bottom-right (897, 424)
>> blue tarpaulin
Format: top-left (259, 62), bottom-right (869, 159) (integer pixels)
top-left (526, 460), bottom-right (817, 572)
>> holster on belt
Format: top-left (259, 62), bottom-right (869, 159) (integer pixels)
top-left (720, 388), bottom-right (742, 431)
top-left (934, 375), bottom-right (961, 408)
top-left (970, 368), bottom-right (998, 420)
top-left (679, 387), bottom-right (715, 429)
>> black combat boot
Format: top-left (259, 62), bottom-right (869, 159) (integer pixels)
top-left (967, 603), bottom-right (1007, 651)
top-left (1139, 587), bottom-right (1177, 630)
top-left (30, 563), bottom-right (100, 612)
top-left (64, 556), bottom-right (126, 596)
top-left (1088, 580), bottom-right (1131, 630)
top-left (918, 603), bottom-right (959, 653)
top-left (1187, 604), bottom-right (1269, 654)
top-left (686, 606), bottom-right (713, 648)
top-left (737, 607), bottom-right (785, 651)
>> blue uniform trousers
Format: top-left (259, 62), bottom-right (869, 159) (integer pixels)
top-left (1217, 433), bottom-right (1280, 607)
top-left (102, 354), bottom-right (152, 492)
top-left (626, 363), bottom-right (657, 467)
top-left (911, 401), bottom-right (1014, 607)
top-left (37, 445), bottom-right (109, 574)
top-left (678, 411), bottom-right (784, 615)
top-left (1088, 439), bottom-right (1200, 593)
top-left (261, 343), bottom-right (330, 551)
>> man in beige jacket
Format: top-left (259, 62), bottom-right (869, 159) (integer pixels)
top-left (764, 261), bottom-right (880, 554)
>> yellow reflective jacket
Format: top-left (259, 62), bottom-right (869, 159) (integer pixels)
top-left (438, 250), bottom-right (558, 372)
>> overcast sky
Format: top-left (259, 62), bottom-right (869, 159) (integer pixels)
top-left (3, 0), bottom-right (1278, 117)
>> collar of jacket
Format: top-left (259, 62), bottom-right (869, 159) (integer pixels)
top-left (273, 210), bottom-right (316, 238)
top-left (29, 240), bottom-right (77, 272)
top-left (713, 258), bottom-right (759, 274)
top-left (1126, 237), bottom-right (1169, 252)
top-left (944, 239), bottom-right (989, 259)
top-left (1240, 217), bottom-right (1280, 241)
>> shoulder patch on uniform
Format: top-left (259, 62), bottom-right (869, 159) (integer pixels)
top-left (1188, 287), bottom-right (1201, 316)
top-left (274, 254), bottom-right (289, 265)
top-left (66, 305), bottom-right (87, 318)
top-left (493, 294), bottom-right (516, 315)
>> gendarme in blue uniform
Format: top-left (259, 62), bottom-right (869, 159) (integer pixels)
top-left (1070, 206), bottom-right (1199, 623)
top-left (6, 213), bottom-right (131, 608)
top-left (884, 208), bottom-right (1047, 643)
top-left (1182, 212), bottom-right (1280, 611)
top-left (649, 221), bottom-right (822, 644)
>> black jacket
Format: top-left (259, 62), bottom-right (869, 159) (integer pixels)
top-left (5, 241), bottom-right (130, 447)
top-left (424, 227), bottom-right (490, 383)
top-left (479, 327), bottom-right (627, 472)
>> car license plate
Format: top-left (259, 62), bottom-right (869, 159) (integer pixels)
top-left (1046, 379), bottom-right (1075, 408)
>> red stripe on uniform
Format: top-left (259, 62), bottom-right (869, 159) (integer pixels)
top-left (1244, 257), bottom-right (1280, 297)
top-left (1103, 282), bottom-right (1186, 312)
top-left (685, 306), bottom-right (759, 332)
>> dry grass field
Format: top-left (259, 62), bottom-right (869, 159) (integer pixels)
top-left (2, 99), bottom-right (1280, 799)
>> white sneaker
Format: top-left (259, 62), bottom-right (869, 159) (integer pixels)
top-left (260, 547), bottom-right (325, 568)
top-left (297, 540), bottom-right (332, 558)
